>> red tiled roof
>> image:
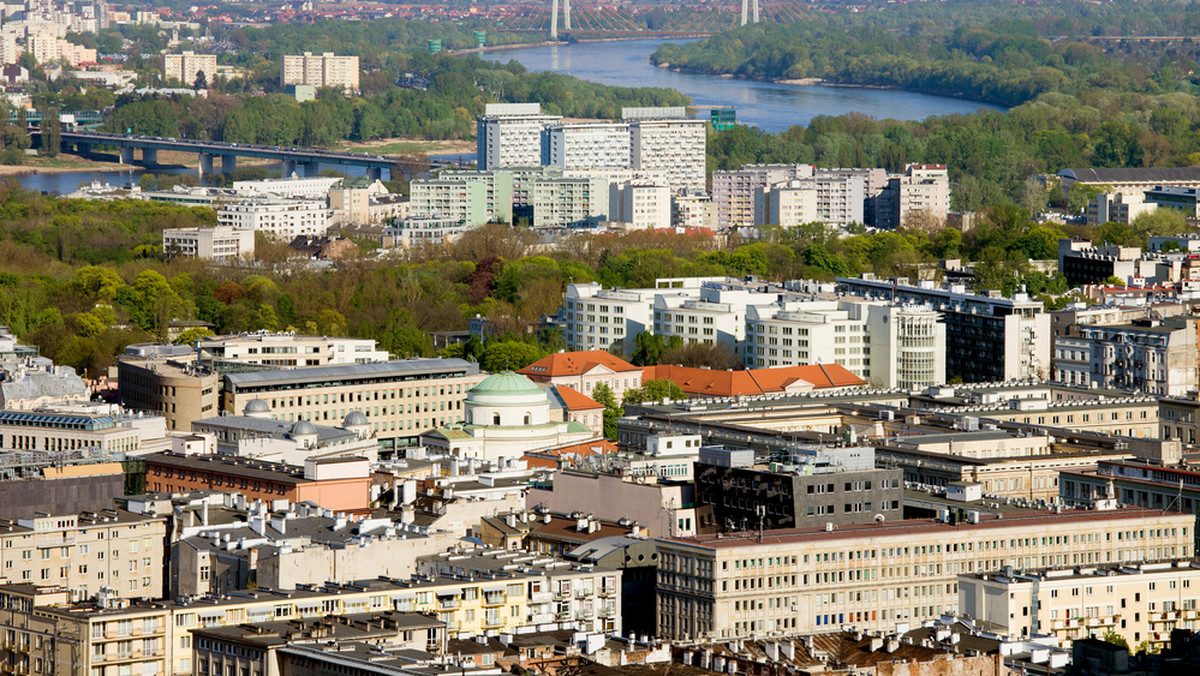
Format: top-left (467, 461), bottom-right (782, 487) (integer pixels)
top-left (518, 351), bottom-right (641, 378)
top-left (523, 439), bottom-right (616, 469)
top-left (552, 385), bottom-right (604, 411)
top-left (641, 364), bottom-right (865, 397)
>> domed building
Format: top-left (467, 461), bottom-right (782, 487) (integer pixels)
top-left (421, 371), bottom-right (598, 462)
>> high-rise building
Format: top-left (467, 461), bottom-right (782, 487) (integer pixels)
top-left (476, 103), bottom-right (562, 170)
top-left (162, 50), bottom-right (216, 86)
top-left (279, 52), bottom-right (360, 92)
top-left (545, 122), bottom-right (631, 171)
top-left (755, 178), bottom-right (818, 227)
top-left (887, 163), bottom-right (951, 229)
top-left (629, 118), bottom-right (707, 194)
top-left (714, 164), bottom-right (813, 229)
top-left (609, 179), bottom-right (672, 229)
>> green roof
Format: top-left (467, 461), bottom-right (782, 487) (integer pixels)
top-left (471, 371), bottom-right (543, 396)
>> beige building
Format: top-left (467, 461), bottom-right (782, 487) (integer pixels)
top-left (118, 345), bottom-right (219, 432)
top-left (221, 359), bottom-right (486, 451)
top-left (279, 51), bottom-right (360, 92)
top-left (960, 559), bottom-right (1200, 651)
top-left (27, 32), bottom-right (96, 66)
top-left (163, 50), bottom-right (217, 86)
top-left (162, 226), bottom-right (255, 261)
top-left (0, 584), bottom-right (171, 676)
top-left (890, 163), bottom-right (951, 228)
top-left (756, 178), bottom-right (818, 227)
top-left (653, 508), bottom-right (1193, 641)
top-left (0, 509), bottom-right (167, 599)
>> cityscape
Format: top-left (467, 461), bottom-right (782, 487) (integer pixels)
top-left (0, 0), bottom-right (1199, 675)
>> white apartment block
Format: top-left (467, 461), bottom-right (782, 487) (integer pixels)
top-left (630, 118), bottom-right (707, 193)
top-left (1053, 318), bottom-right (1200, 396)
top-left (713, 164), bottom-right (813, 229)
top-left (163, 50), bottom-right (216, 86)
top-left (545, 122), bottom-right (631, 171)
top-left (653, 509), bottom-right (1194, 641)
top-left (530, 176), bottom-right (609, 228)
top-left (960, 560), bottom-right (1200, 650)
top-left (0, 510), bottom-right (167, 599)
top-left (890, 163), bottom-right (951, 228)
top-left (476, 103), bottom-right (562, 170)
top-left (232, 175), bottom-right (342, 200)
top-left (652, 284), bottom-right (777, 353)
top-left (409, 178), bottom-right (488, 227)
top-left (279, 51), bottom-right (360, 91)
top-left (609, 179), bottom-right (671, 229)
top-left (162, 226), bottom-right (255, 261)
top-left (561, 278), bottom-right (725, 353)
top-left (756, 178), bottom-right (818, 227)
top-left (197, 331), bottom-right (389, 367)
top-left (217, 198), bottom-right (330, 240)
top-left (744, 300), bottom-right (945, 388)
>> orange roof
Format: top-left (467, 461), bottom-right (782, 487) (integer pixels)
top-left (642, 363), bottom-right (865, 397)
top-left (552, 385), bottom-right (604, 411)
top-left (519, 350), bottom-right (641, 378)
top-left (523, 439), bottom-right (616, 469)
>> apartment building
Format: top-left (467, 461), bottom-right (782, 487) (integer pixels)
top-left (1086, 192), bottom-right (1156, 226)
top-left (960, 560), bottom-right (1200, 650)
top-left (221, 358), bottom-right (485, 450)
top-left (0, 509), bottom-right (167, 599)
top-left (672, 191), bottom-right (715, 230)
top-left (629, 118), bottom-right (707, 193)
top-left (162, 226), bottom-right (255, 261)
top-left (409, 172), bottom-right (513, 226)
top-left (1053, 317), bottom-right (1200, 396)
top-left (162, 50), bottom-right (215, 86)
top-left (1057, 239), bottom-right (1147, 287)
top-left (560, 278), bottom-right (724, 353)
top-left (652, 284), bottom-right (777, 353)
top-left (0, 585), bottom-right (171, 676)
top-left (529, 175), bottom-right (609, 228)
top-left (755, 178), bottom-right (818, 227)
top-left (713, 164), bottom-right (813, 229)
top-left (653, 508), bottom-right (1194, 641)
top-left (886, 164), bottom-right (951, 229)
top-left (216, 198), bottom-right (330, 240)
top-left (118, 344), bottom-right (218, 432)
top-left (28, 33), bottom-right (95, 66)
top-left (476, 103), bottom-right (562, 170)
top-left (837, 275), bottom-right (1050, 382)
top-left (813, 172), bottom-right (866, 226)
top-left (545, 122), bottom-right (631, 171)
top-left (279, 51), bottom-right (359, 91)
top-left (609, 179), bottom-right (671, 229)
top-left (197, 332), bottom-right (388, 368)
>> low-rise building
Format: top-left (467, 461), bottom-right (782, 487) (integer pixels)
top-left (1053, 317), bottom-right (1200, 396)
top-left (216, 198), bottom-right (330, 240)
top-left (960, 560), bottom-right (1200, 650)
top-left (190, 401), bottom-right (378, 463)
top-left (0, 403), bottom-right (170, 456)
top-left (198, 331), bottom-right (389, 368)
top-left (162, 225), bottom-right (255, 261)
top-left (117, 343), bottom-right (219, 432)
top-left (518, 350), bottom-right (644, 400)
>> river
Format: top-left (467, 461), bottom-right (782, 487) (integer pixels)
top-left (15, 37), bottom-right (1002, 193)
top-left (481, 38), bottom-right (1004, 132)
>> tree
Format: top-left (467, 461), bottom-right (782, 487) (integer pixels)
top-left (39, 107), bottom-right (59, 158)
top-left (1101, 630), bottom-right (1128, 652)
top-left (592, 382), bottom-right (621, 440)
top-left (630, 331), bottom-right (682, 366)
top-left (193, 70), bottom-right (208, 91)
top-left (661, 341), bottom-right (744, 370)
top-left (622, 378), bottom-right (686, 405)
top-left (173, 327), bottom-right (215, 345)
top-left (479, 340), bottom-right (546, 373)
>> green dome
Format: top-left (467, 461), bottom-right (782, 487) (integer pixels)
top-left (471, 371), bottom-right (543, 396)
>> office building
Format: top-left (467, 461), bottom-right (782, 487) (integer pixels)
top-left (713, 164), bottom-right (813, 229)
top-left (837, 275), bottom-right (1050, 382)
top-left (221, 359), bottom-right (485, 451)
top-left (279, 51), bottom-right (360, 92)
top-left (630, 118), bottom-right (707, 193)
top-left (960, 560), bottom-right (1200, 650)
top-left (216, 198), bottom-right (330, 240)
top-left (755, 178), bottom-right (818, 227)
top-left (476, 103), bottom-right (561, 170)
top-left (1144, 185), bottom-right (1200, 218)
top-left (1057, 238), bottom-right (1146, 287)
top-left (118, 344), bottom-right (218, 432)
top-left (0, 509), bottom-right (167, 598)
top-left (1053, 317), bottom-right (1200, 396)
top-left (652, 283), bottom-right (779, 354)
top-left (1058, 167), bottom-right (1200, 202)
top-left (232, 175), bottom-right (343, 200)
top-left (1086, 192), bottom-right (1156, 226)
top-left (0, 403), bottom-right (169, 456)
top-left (609, 179), bottom-right (671, 229)
top-left (695, 445), bottom-right (903, 532)
top-left (162, 225), bottom-right (255, 261)
top-left (545, 122), bottom-right (630, 171)
top-left (190, 401), bottom-right (378, 463)
top-left (653, 508), bottom-right (1194, 640)
top-left (197, 332), bottom-right (388, 368)
top-left (527, 469), bottom-right (699, 538)
top-left (163, 50), bottom-right (216, 86)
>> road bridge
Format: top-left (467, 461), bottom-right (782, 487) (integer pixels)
top-left (41, 130), bottom-right (462, 179)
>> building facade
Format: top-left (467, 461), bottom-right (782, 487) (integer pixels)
top-left (279, 52), bottom-right (360, 91)
top-left (476, 103), bottom-right (561, 170)
top-left (629, 118), bottom-right (706, 193)
top-left (162, 226), bottom-right (255, 261)
top-left (216, 198), bottom-right (330, 240)
top-left (197, 332), bottom-right (388, 368)
top-left (163, 50), bottom-right (215, 86)
top-left (1053, 318), bottom-right (1200, 396)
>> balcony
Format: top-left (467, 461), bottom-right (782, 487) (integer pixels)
top-left (599, 607), bottom-right (615, 618)
top-left (555, 611), bottom-right (572, 622)
top-left (553, 589), bottom-right (571, 600)
top-left (483, 616), bottom-right (505, 629)
top-left (530, 591), bottom-right (553, 603)
top-left (482, 594), bottom-right (506, 607)
top-left (438, 600), bottom-right (460, 610)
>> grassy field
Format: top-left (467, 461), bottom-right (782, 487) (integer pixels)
top-left (336, 138), bottom-right (475, 156)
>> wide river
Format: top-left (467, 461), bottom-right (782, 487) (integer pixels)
top-left (481, 37), bottom-right (1004, 132)
top-left (16, 37), bottom-right (1003, 193)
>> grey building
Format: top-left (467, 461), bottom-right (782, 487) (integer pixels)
top-left (563, 534), bottom-right (658, 639)
top-left (694, 446), bottom-right (903, 532)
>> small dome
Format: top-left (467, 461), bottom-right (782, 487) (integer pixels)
top-left (470, 371), bottom-right (543, 396)
top-left (289, 420), bottom-right (317, 436)
top-left (243, 399), bottom-right (271, 415)
top-left (343, 411), bottom-right (368, 427)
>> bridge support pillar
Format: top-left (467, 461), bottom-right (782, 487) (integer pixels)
top-left (302, 161), bottom-right (320, 177)
top-left (221, 155), bottom-right (236, 175)
top-left (366, 167), bottom-right (381, 182)
top-left (75, 142), bottom-right (91, 155)
top-left (142, 148), bottom-right (158, 165)
top-left (281, 160), bottom-right (296, 177)
top-left (198, 153), bottom-right (213, 177)
top-left (119, 146), bottom-right (134, 164)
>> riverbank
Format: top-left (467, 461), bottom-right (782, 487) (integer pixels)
top-left (452, 34), bottom-right (714, 56)
top-left (0, 155), bottom-right (127, 176)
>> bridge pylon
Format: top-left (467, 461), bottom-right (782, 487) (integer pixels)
top-left (549, 0), bottom-right (571, 40)
top-left (740, 0), bottom-right (759, 25)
